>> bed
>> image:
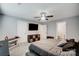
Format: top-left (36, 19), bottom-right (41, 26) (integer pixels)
top-left (29, 39), bottom-right (76, 56)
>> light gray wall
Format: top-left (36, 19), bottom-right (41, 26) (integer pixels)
top-left (47, 21), bottom-right (56, 37)
top-left (66, 16), bottom-right (79, 41)
top-left (47, 16), bottom-right (79, 41)
top-left (0, 15), bottom-right (42, 41)
top-left (0, 15), bottom-right (17, 40)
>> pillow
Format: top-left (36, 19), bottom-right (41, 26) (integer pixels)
top-left (57, 40), bottom-right (67, 47)
top-left (66, 39), bottom-right (75, 42)
top-left (58, 43), bottom-right (67, 47)
top-left (62, 41), bottom-right (75, 51)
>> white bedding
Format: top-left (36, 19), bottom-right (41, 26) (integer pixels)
top-left (31, 39), bottom-right (76, 56)
top-left (32, 39), bottom-right (59, 51)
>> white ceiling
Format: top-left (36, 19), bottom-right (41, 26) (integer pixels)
top-left (0, 3), bottom-right (79, 22)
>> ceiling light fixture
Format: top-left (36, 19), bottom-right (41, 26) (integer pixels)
top-left (40, 12), bottom-right (47, 21)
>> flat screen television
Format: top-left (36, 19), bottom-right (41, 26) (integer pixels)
top-left (29, 23), bottom-right (38, 31)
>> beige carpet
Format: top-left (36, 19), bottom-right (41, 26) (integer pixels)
top-left (9, 42), bottom-right (31, 56)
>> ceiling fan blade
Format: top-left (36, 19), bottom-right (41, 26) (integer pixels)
top-left (46, 15), bottom-right (53, 17)
top-left (34, 17), bottom-right (40, 18)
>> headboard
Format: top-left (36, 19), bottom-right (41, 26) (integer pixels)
top-left (28, 34), bottom-right (40, 43)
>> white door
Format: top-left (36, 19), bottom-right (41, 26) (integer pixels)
top-left (17, 20), bottom-right (28, 43)
top-left (56, 21), bottom-right (66, 40)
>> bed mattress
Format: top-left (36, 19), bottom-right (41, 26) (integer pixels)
top-left (29, 39), bottom-right (76, 56)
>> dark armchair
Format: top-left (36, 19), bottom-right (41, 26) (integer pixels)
top-left (0, 40), bottom-right (9, 56)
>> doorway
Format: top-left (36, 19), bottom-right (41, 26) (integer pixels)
top-left (56, 21), bottom-right (66, 40)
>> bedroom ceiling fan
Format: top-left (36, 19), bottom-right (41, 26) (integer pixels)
top-left (34, 12), bottom-right (54, 21)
